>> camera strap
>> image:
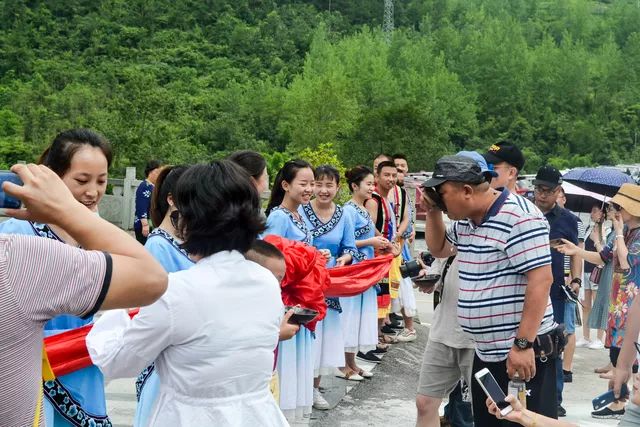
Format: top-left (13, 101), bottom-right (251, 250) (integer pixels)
top-left (439, 255), bottom-right (456, 299)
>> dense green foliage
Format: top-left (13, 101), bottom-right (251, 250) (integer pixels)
top-left (1, 0), bottom-right (639, 174)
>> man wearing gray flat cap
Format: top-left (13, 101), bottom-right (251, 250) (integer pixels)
top-left (421, 154), bottom-right (559, 425)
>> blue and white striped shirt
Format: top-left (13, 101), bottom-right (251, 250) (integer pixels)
top-left (447, 190), bottom-right (556, 362)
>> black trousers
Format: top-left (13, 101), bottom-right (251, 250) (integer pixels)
top-left (471, 353), bottom-right (558, 426)
top-left (134, 228), bottom-right (147, 245)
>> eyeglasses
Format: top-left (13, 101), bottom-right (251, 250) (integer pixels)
top-left (534, 186), bottom-right (558, 196)
top-left (170, 210), bottom-right (181, 229)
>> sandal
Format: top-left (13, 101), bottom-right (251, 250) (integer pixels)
top-left (335, 369), bottom-right (364, 381)
top-left (358, 369), bottom-right (373, 378)
top-left (379, 334), bottom-right (398, 344)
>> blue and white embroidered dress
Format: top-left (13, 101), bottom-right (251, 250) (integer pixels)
top-left (299, 203), bottom-right (359, 375)
top-left (340, 201), bottom-right (379, 353)
top-left (0, 219), bottom-right (111, 427)
top-left (134, 228), bottom-right (194, 427)
top-left (264, 206), bottom-right (314, 422)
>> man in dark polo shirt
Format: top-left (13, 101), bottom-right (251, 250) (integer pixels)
top-left (533, 166), bottom-right (581, 417)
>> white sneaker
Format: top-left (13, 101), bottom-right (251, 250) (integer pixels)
top-left (396, 328), bottom-right (417, 342)
top-left (313, 388), bottom-right (330, 410)
top-left (576, 337), bottom-right (591, 348)
top-left (589, 339), bottom-right (605, 350)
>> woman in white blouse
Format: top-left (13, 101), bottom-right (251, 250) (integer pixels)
top-left (88, 161), bottom-right (287, 427)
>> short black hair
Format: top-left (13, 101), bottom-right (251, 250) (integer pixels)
top-left (314, 165), bottom-right (340, 184)
top-left (375, 153), bottom-right (392, 161)
top-left (144, 160), bottom-right (163, 177)
top-left (246, 240), bottom-right (285, 260)
top-left (174, 161), bottom-right (265, 257)
top-left (392, 153), bottom-right (407, 161)
top-left (228, 150), bottom-right (267, 180)
top-left (345, 165), bottom-right (374, 193)
top-left (38, 128), bottom-right (112, 177)
top-left (376, 160), bottom-right (397, 176)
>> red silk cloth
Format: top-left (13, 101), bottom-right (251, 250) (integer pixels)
top-left (263, 235), bottom-right (330, 332)
top-left (43, 241), bottom-right (393, 377)
top-left (324, 254), bottom-right (393, 297)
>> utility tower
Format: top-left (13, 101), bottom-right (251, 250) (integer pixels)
top-left (383, 0), bottom-right (394, 42)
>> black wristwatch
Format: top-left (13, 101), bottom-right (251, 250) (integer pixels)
top-left (570, 277), bottom-right (582, 287)
top-left (513, 337), bottom-right (534, 350)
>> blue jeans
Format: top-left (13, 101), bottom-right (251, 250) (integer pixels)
top-left (443, 380), bottom-right (473, 427)
top-left (553, 299), bottom-right (576, 405)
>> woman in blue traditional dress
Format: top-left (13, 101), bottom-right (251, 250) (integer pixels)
top-left (263, 159), bottom-right (316, 422)
top-left (134, 165), bottom-right (193, 427)
top-left (340, 166), bottom-right (390, 378)
top-left (0, 129), bottom-right (114, 427)
top-left (298, 166), bottom-right (359, 401)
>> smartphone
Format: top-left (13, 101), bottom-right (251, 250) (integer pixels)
top-left (592, 383), bottom-right (630, 411)
top-left (549, 238), bottom-right (563, 248)
top-left (474, 368), bottom-right (513, 416)
top-left (0, 172), bottom-right (22, 209)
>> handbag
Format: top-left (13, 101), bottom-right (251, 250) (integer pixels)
top-left (589, 266), bottom-right (603, 284)
top-left (533, 324), bottom-right (567, 362)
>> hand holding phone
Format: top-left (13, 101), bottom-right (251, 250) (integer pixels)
top-left (475, 368), bottom-right (513, 416)
top-left (0, 172), bottom-right (23, 209)
top-left (593, 383), bottom-right (629, 411)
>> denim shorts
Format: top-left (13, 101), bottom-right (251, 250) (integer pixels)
top-left (564, 300), bottom-right (577, 334)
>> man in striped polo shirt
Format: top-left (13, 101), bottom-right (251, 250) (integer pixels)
top-left (423, 155), bottom-right (558, 425)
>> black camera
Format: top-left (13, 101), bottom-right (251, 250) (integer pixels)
top-left (423, 186), bottom-right (448, 212)
top-left (399, 252), bottom-right (435, 279)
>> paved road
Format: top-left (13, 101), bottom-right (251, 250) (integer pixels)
top-left (106, 287), bottom-right (621, 426)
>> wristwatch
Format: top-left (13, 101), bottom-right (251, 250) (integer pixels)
top-left (513, 337), bottom-right (534, 350)
top-left (570, 277), bottom-right (582, 287)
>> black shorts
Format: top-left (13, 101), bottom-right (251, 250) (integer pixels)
top-left (610, 347), bottom-right (639, 373)
top-left (471, 353), bottom-right (558, 426)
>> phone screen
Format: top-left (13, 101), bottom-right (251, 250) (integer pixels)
top-left (478, 371), bottom-right (509, 408)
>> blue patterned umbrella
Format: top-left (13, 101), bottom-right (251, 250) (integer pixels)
top-left (563, 167), bottom-right (635, 198)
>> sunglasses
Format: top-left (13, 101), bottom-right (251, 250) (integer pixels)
top-left (170, 210), bottom-right (181, 229)
top-left (607, 203), bottom-right (621, 212)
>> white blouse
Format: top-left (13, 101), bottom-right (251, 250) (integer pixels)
top-left (87, 251), bottom-right (288, 427)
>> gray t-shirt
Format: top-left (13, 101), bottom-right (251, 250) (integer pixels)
top-left (428, 257), bottom-right (475, 349)
top-left (0, 234), bottom-right (110, 427)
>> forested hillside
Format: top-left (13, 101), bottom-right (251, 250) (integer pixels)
top-left (1, 0), bottom-right (639, 174)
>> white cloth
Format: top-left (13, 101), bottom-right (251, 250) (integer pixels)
top-left (277, 327), bottom-right (314, 422)
top-left (339, 286), bottom-right (378, 353)
top-left (87, 251), bottom-right (288, 427)
top-left (313, 309), bottom-right (346, 376)
top-left (391, 276), bottom-right (418, 317)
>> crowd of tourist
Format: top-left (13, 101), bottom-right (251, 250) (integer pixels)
top-left (2, 128), bottom-right (640, 427)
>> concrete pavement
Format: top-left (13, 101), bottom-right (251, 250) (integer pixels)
top-left (105, 288), bottom-right (622, 426)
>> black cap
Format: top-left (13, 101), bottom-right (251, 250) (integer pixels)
top-left (483, 141), bottom-right (525, 171)
top-left (533, 165), bottom-right (563, 188)
top-left (422, 155), bottom-right (486, 188)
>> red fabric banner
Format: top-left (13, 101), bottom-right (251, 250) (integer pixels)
top-left (43, 240), bottom-right (393, 377)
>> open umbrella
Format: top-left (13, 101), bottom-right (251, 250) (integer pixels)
top-left (563, 167), bottom-right (635, 198)
top-left (561, 181), bottom-right (607, 213)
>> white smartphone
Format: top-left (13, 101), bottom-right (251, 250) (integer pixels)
top-left (474, 368), bottom-right (513, 416)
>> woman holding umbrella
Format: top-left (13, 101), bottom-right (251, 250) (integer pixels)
top-left (557, 183), bottom-right (640, 419)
